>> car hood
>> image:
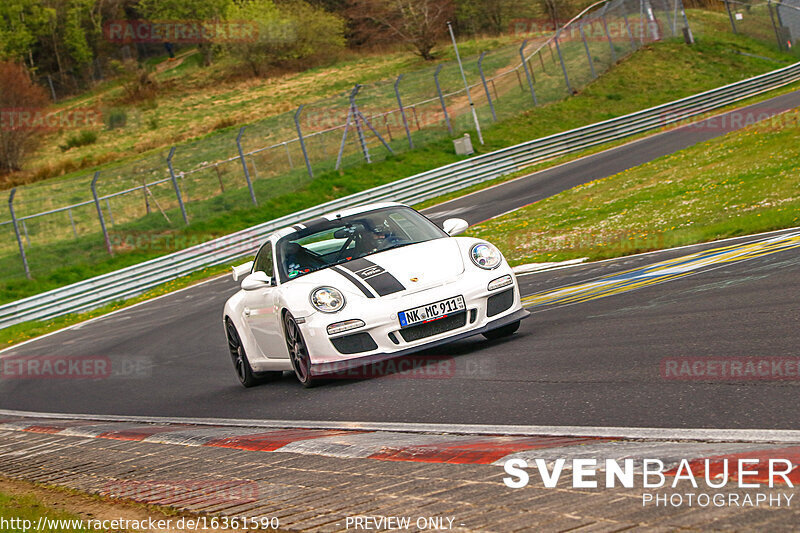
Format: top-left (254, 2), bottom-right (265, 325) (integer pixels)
top-left (286, 238), bottom-right (465, 300)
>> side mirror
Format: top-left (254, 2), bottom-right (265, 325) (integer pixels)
top-left (241, 271), bottom-right (272, 291)
top-left (231, 260), bottom-right (254, 281)
top-left (442, 218), bottom-right (469, 236)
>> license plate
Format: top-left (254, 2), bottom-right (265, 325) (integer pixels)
top-left (398, 296), bottom-right (466, 327)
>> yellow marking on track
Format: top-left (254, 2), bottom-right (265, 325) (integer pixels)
top-left (522, 232), bottom-right (800, 308)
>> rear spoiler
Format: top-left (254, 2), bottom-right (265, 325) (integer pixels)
top-left (231, 261), bottom-right (254, 281)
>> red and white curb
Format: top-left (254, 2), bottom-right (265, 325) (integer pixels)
top-left (1, 414), bottom-right (799, 484)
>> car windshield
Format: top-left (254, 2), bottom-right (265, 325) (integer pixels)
top-left (275, 206), bottom-right (447, 282)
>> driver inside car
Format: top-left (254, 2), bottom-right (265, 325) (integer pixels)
top-left (359, 223), bottom-right (404, 254)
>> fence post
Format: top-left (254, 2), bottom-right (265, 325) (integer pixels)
top-left (601, 7), bottom-right (617, 63)
top-left (434, 64), bottom-right (454, 135)
top-left (90, 172), bottom-right (113, 256)
top-left (447, 21), bottom-right (483, 145)
top-left (166, 147), bottom-right (189, 225)
top-left (477, 52), bottom-right (497, 121)
top-left (623, 11), bottom-right (637, 49)
top-left (8, 188), bottom-right (31, 279)
top-left (294, 105), bottom-right (314, 179)
top-left (349, 85), bottom-right (370, 163)
top-left (670, 0), bottom-right (679, 36)
top-left (236, 127), bottom-right (258, 206)
top-left (679, 0), bottom-right (693, 43)
top-left (554, 31), bottom-right (573, 94)
top-left (767, 1), bottom-right (784, 50)
top-left (640, 0), bottom-right (646, 43)
top-left (394, 74), bottom-right (414, 149)
top-left (68, 208), bottom-right (78, 238)
top-left (579, 21), bottom-right (596, 79)
top-left (646, 0), bottom-right (662, 41)
top-left (724, 0), bottom-right (738, 34)
top-left (283, 142), bottom-right (293, 168)
top-left (519, 40), bottom-right (538, 105)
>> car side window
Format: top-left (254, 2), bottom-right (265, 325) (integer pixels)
top-left (253, 243), bottom-right (274, 278)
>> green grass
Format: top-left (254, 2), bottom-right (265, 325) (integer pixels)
top-left (467, 107), bottom-right (800, 265)
top-left (0, 10), bottom-right (795, 307)
top-left (0, 491), bottom-right (93, 532)
top-left (15, 33), bottom-right (528, 185)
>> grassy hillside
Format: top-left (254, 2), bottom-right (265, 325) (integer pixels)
top-left (0, 10), bottom-right (795, 308)
top-left (9, 34), bottom-right (524, 188)
top-left (467, 105), bottom-right (800, 265)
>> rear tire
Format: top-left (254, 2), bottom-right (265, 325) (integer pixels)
top-left (226, 319), bottom-right (280, 388)
top-left (482, 320), bottom-right (520, 340)
top-left (284, 313), bottom-right (318, 388)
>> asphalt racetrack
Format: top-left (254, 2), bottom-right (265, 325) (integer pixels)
top-left (2, 91), bottom-right (799, 429)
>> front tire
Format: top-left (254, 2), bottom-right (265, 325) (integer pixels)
top-left (284, 313), bottom-right (317, 388)
top-left (482, 320), bottom-right (520, 340)
top-left (226, 319), bottom-right (280, 388)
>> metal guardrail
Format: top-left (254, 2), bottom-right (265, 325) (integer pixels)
top-left (2, 61), bottom-right (799, 330)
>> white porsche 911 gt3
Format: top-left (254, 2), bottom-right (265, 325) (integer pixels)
top-left (223, 202), bottom-right (529, 387)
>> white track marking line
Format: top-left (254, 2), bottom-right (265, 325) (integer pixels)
top-left (514, 226), bottom-right (800, 278)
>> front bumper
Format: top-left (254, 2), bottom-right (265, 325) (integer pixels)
top-left (299, 267), bottom-right (529, 376)
top-left (309, 307), bottom-right (529, 376)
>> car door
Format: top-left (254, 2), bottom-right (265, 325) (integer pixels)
top-left (242, 242), bottom-right (284, 359)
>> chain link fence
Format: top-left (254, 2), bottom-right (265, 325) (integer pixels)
top-left (720, 0), bottom-right (800, 52)
top-left (2, 0), bottom-right (690, 281)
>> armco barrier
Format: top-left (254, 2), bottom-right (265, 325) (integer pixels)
top-left (2, 61), bottom-right (799, 329)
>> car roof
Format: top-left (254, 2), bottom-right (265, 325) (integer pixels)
top-left (271, 202), bottom-right (407, 241)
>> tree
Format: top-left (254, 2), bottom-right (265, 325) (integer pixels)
top-left (347, 0), bottom-right (454, 60)
top-left (454, 0), bottom-right (532, 36)
top-left (222, 0), bottom-right (345, 77)
top-left (0, 62), bottom-right (50, 173)
top-left (538, 0), bottom-right (579, 30)
top-left (138, 0), bottom-right (233, 66)
top-left (0, 0), bottom-right (53, 68)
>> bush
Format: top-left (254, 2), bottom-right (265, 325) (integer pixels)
top-left (0, 62), bottom-right (50, 173)
top-left (222, 0), bottom-right (345, 77)
top-left (120, 60), bottom-right (159, 103)
top-left (105, 108), bottom-right (127, 130)
top-left (59, 130), bottom-right (98, 152)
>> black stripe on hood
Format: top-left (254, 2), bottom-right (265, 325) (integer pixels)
top-left (332, 266), bottom-right (375, 298)
top-left (342, 258), bottom-right (405, 297)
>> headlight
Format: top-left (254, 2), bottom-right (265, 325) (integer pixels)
top-left (310, 287), bottom-right (345, 313)
top-left (470, 243), bottom-right (502, 269)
